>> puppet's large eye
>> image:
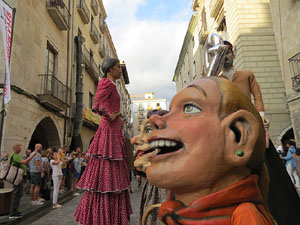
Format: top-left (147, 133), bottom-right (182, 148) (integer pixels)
top-left (183, 103), bottom-right (202, 114)
top-left (145, 125), bottom-right (152, 133)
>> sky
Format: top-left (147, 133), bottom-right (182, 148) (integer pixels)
top-left (102, 0), bottom-right (192, 107)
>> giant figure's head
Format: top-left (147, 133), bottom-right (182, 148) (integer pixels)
top-left (131, 109), bottom-right (169, 172)
top-left (146, 77), bottom-right (265, 204)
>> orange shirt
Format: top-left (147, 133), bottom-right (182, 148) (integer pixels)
top-left (232, 202), bottom-right (272, 225)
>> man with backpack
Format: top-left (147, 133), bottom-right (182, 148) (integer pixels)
top-left (8, 144), bottom-right (38, 219)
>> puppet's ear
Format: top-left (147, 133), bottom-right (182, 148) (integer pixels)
top-left (221, 109), bottom-right (260, 167)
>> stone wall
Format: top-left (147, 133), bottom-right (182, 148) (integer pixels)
top-left (223, 0), bottom-right (290, 142)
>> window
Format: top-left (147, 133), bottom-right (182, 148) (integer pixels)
top-left (89, 92), bottom-right (94, 108)
top-left (44, 42), bottom-right (58, 94)
top-left (45, 43), bottom-right (57, 75)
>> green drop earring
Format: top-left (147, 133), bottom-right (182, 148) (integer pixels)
top-left (237, 150), bottom-right (244, 157)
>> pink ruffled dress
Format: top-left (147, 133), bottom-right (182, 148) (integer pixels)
top-left (74, 78), bottom-right (132, 225)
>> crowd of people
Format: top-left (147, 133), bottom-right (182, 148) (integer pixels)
top-left (1, 143), bottom-right (87, 219)
top-left (277, 139), bottom-right (300, 189)
top-left (2, 50), bottom-right (300, 225)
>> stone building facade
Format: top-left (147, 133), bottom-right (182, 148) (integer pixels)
top-left (0, 0), bottom-right (131, 155)
top-left (173, 0), bottom-right (291, 143)
top-left (269, 0), bottom-right (300, 144)
top-left (131, 93), bottom-right (167, 137)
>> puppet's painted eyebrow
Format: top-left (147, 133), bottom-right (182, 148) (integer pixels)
top-left (186, 84), bottom-right (207, 98)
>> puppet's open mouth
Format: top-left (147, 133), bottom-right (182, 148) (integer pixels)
top-left (149, 139), bottom-right (183, 155)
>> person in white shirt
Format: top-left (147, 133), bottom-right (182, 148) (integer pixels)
top-left (50, 152), bottom-right (63, 209)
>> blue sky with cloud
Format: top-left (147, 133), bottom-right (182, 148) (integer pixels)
top-left (136, 0), bottom-right (191, 21)
top-left (102, 0), bottom-right (192, 108)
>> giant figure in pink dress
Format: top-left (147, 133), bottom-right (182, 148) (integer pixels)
top-left (74, 58), bottom-right (132, 225)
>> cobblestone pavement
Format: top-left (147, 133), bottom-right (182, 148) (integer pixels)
top-left (25, 177), bottom-right (142, 225)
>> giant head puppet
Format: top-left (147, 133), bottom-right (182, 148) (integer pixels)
top-left (146, 77), bottom-right (273, 225)
top-left (132, 109), bottom-right (169, 172)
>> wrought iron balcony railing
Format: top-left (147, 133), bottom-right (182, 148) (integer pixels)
top-left (46, 0), bottom-right (70, 30)
top-left (37, 74), bottom-right (70, 111)
top-left (90, 21), bottom-right (100, 43)
top-left (91, 0), bottom-right (98, 16)
top-left (289, 52), bottom-right (300, 92)
top-left (77, 0), bottom-right (90, 24)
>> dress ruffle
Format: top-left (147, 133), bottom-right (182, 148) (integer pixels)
top-left (74, 190), bottom-right (132, 225)
top-left (88, 125), bottom-right (125, 160)
top-left (75, 77), bottom-right (132, 224)
top-left (77, 156), bottom-right (130, 192)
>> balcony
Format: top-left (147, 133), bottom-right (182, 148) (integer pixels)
top-left (99, 43), bottom-right (105, 58)
top-left (90, 21), bottom-right (100, 44)
top-left (83, 46), bottom-right (100, 81)
top-left (90, 0), bottom-right (98, 16)
top-left (83, 45), bottom-right (91, 68)
top-left (289, 52), bottom-right (300, 92)
top-left (87, 56), bottom-right (100, 82)
top-left (199, 22), bottom-right (209, 45)
top-left (99, 17), bottom-right (105, 33)
top-left (46, 0), bottom-right (70, 30)
top-left (37, 74), bottom-right (70, 112)
top-left (105, 48), bottom-right (109, 57)
top-left (77, 0), bottom-right (90, 24)
top-left (209, 0), bottom-right (224, 18)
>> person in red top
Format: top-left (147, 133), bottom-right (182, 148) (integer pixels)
top-left (146, 77), bottom-right (274, 225)
top-left (74, 58), bottom-right (132, 225)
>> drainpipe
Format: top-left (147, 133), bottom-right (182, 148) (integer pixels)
top-left (63, 0), bottom-right (71, 145)
top-left (73, 35), bottom-right (85, 136)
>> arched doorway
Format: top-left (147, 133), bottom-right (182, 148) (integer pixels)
top-left (28, 117), bottom-right (61, 151)
top-left (280, 128), bottom-right (294, 145)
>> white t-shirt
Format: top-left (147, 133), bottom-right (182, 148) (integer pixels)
top-left (50, 160), bottom-right (63, 176)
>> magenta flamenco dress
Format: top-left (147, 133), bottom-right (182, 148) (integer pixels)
top-left (74, 78), bottom-right (132, 225)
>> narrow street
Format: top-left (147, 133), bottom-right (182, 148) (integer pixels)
top-left (19, 178), bottom-right (142, 225)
